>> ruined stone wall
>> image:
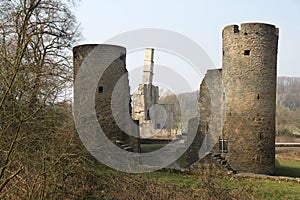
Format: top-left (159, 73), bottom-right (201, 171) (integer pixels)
top-left (186, 117), bottom-right (202, 165)
top-left (162, 104), bottom-right (175, 129)
top-left (73, 44), bottom-right (140, 152)
top-left (132, 84), bottom-right (159, 121)
top-left (186, 69), bottom-right (223, 165)
top-left (153, 104), bottom-right (175, 129)
top-left (222, 23), bottom-right (278, 174)
top-left (131, 84), bottom-right (145, 121)
top-left (132, 80), bottom-right (179, 138)
top-left (200, 69), bottom-right (223, 157)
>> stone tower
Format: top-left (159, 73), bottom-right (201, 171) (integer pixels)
top-left (143, 48), bottom-right (154, 84)
top-left (132, 48), bottom-right (159, 123)
top-left (73, 44), bottom-right (140, 152)
top-left (222, 23), bottom-right (279, 174)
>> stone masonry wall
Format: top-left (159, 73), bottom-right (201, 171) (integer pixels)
top-left (222, 23), bottom-right (278, 174)
top-left (73, 44), bottom-right (140, 153)
top-left (187, 69), bottom-right (223, 165)
top-left (132, 83), bottom-right (159, 122)
top-left (199, 69), bottom-right (223, 157)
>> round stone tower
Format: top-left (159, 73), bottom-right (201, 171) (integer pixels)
top-left (73, 44), bottom-right (140, 152)
top-left (222, 23), bottom-right (279, 174)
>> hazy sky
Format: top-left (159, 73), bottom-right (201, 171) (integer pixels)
top-left (75, 0), bottom-right (300, 92)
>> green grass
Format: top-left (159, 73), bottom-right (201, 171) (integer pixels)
top-left (275, 159), bottom-right (300, 177)
top-left (253, 179), bottom-right (300, 199)
top-left (141, 158), bottom-right (300, 199)
top-left (140, 170), bottom-right (300, 200)
top-left (141, 170), bottom-right (200, 187)
top-left (92, 157), bottom-right (300, 199)
top-left (147, 171), bottom-right (300, 199)
top-left (91, 147), bottom-right (300, 199)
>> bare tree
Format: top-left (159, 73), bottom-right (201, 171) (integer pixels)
top-left (0, 0), bottom-right (98, 199)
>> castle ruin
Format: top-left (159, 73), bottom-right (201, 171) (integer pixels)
top-left (132, 48), bottom-right (178, 138)
top-left (190, 22), bottom-right (279, 175)
top-left (73, 22), bottom-right (279, 175)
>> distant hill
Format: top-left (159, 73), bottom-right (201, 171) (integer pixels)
top-left (276, 77), bottom-right (300, 137)
top-left (277, 77), bottom-right (300, 111)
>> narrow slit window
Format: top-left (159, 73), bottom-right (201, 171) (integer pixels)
top-left (99, 86), bottom-right (104, 93)
top-left (244, 50), bottom-right (250, 56)
top-left (146, 110), bottom-right (150, 120)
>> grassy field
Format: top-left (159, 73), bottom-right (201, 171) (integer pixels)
top-left (92, 144), bottom-right (300, 199)
top-left (92, 162), bottom-right (300, 200)
top-left (142, 170), bottom-right (300, 200)
top-left (275, 159), bottom-right (300, 177)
